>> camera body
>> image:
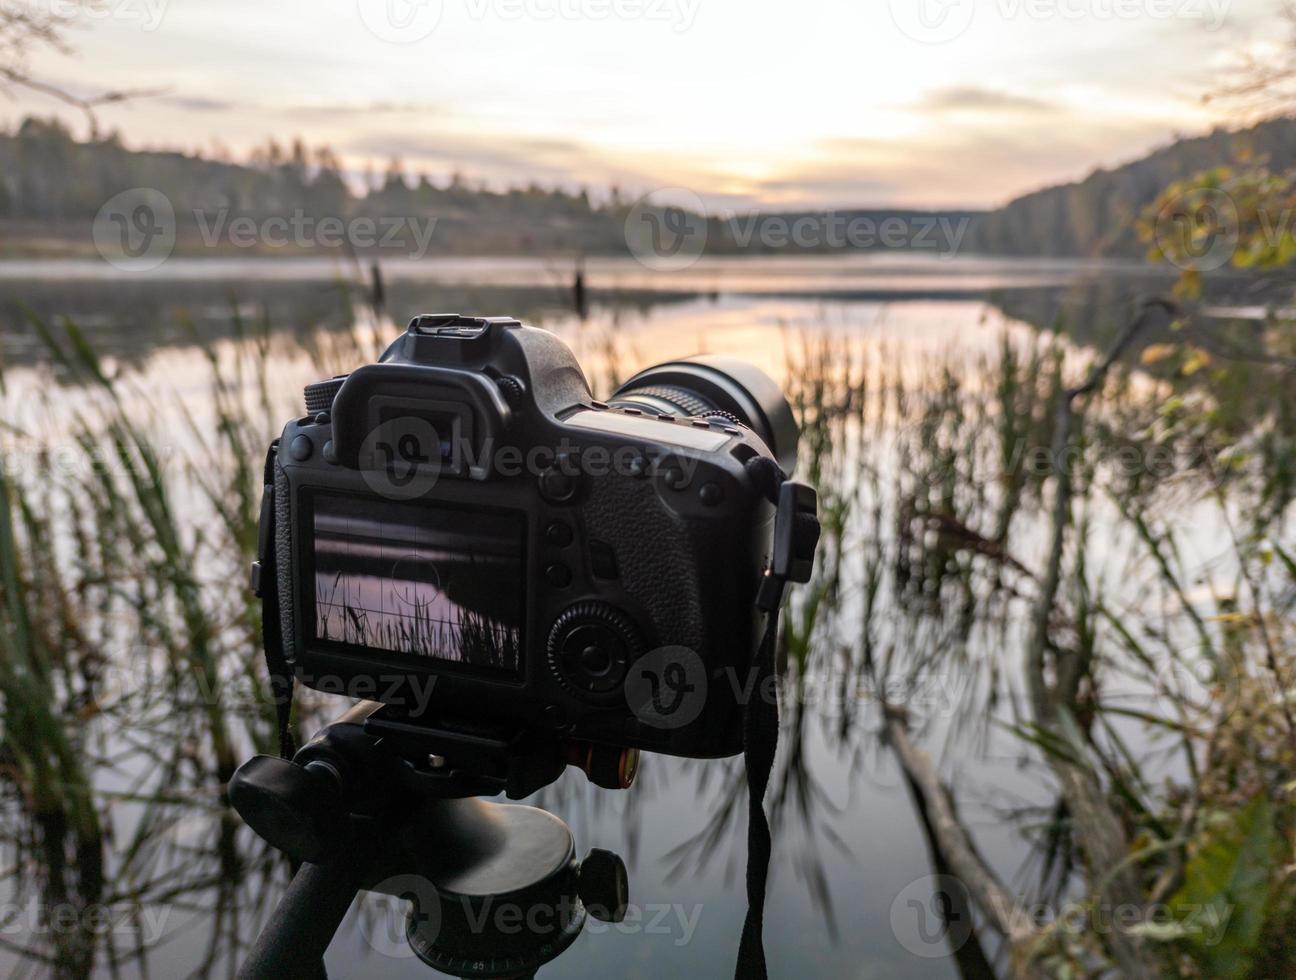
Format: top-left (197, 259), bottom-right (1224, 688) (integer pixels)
top-left (264, 314), bottom-right (799, 758)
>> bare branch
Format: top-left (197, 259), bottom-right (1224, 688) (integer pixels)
top-left (884, 708), bottom-right (1041, 958)
top-left (0, 3), bottom-right (161, 139)
top-left (1207, 1), bottom-right (1296, 115)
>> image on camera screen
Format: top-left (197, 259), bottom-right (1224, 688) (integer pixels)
top-left (311, 493), bottom-right (523, 671)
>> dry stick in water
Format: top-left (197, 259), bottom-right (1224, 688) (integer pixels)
top-left (884, 705), bottom-right (1044, 977)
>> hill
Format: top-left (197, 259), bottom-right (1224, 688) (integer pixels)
top-left (963, 116), bottom-right (1296, 258)
top-left (5, 114), bottom-right (1294, 262)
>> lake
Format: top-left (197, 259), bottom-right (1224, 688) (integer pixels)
top-left (0, 253), bottom-right (1227, 978)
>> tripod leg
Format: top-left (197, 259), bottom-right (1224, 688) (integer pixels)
top-left (238, 856), bottom-right (367, 980)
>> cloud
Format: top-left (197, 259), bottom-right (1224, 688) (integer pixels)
top-left (283, 102), bottom-right (453, 119)
top-left (757, 115), bottom-right (1191, 210)
top-left (161, 96), bottom-right (234, 112)
top-left (748, 172), bottom-right (916, 206)
top-left (911, 86), bottom-right (1055, 113)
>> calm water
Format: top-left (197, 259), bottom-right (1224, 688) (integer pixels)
top-left (0, 254), bottom-right (1192, 978)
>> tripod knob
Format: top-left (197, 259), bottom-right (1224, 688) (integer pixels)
top-left (228, 755), bottom-right (344, 864)
top-left (578, 849), bottom-right (629, 923)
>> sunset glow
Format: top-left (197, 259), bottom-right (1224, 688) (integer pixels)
top-left (3, 0), bottom-right (1277, 208)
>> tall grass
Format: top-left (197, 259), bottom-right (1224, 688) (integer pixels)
top-left (0, 305), bottom-right (388, 977)
top-left (767, 313), bottom-right (1296, 977)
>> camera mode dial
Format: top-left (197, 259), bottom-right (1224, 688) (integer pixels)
top-left (547, 602), bottom-right (644, 702)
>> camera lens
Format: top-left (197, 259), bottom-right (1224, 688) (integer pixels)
top-left (609, 355), bottom-right (798, 473)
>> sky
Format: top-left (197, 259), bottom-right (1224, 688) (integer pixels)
top-left (3, 0), bottom-right (1288, 210)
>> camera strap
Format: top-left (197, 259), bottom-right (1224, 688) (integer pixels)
top-left (736, 459), bottom-right (819, 980)
top-left (251, 441), bottom-right (297, 761)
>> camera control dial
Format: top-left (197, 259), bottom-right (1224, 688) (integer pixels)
top-left (304, 375), bottom-right (348, 415)
top-left (547, 602), bottom-right (644, 702)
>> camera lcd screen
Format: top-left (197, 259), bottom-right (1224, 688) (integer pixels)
top-left (310, 493), bottom-right (524, 672)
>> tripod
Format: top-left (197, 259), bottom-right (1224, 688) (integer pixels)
top-left (229, 702), bottom-right (632, 979)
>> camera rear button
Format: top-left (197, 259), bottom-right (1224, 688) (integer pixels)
top-left (289, 435), bottom-right (313, 461)
top-left (545, 563), bottom-right (573, 588)
top-left (539, 467), bottom-right (577, 503)
top-left (545, 521), bottom-right (574, 547)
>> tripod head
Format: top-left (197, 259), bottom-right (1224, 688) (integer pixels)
top-left (229, 702), bottom-right (633, 978)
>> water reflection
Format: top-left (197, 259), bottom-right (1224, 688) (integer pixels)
top-left (0, 257), bottom-right (1284, 978)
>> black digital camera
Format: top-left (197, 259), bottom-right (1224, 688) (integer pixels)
top-left (257, 313), bottom-right (814, 760)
